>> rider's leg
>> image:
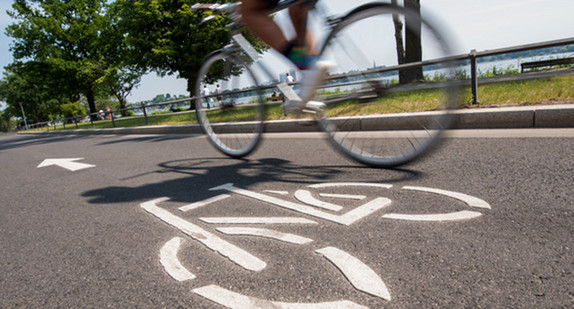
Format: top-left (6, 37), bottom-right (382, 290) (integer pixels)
top-left (288, 4), bottom-right (310, 47)
top-left (241, 0), bottom-right (289, 53)
top-left (242, 0), bottom-right (314, 69)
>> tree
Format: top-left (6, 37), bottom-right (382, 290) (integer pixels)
top-left (115, 0), bottom-right (266, 102)
top-left (60, 102), bottom-right (86, 119)
top-left (6, 0), bottom-right (142, 118)
top-left (0, 110), bottom-right (16, 132)
top-left (97, 2), bottom-right (144, 115)
top-left (392, 0), bottom-right (423, 84)
top-left (0, 62), bottom-right (64, 123)
top-left (99, 65), bottom-right (142, 116)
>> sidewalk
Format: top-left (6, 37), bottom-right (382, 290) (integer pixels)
top-left (20, 104), bottom-right (574, 135)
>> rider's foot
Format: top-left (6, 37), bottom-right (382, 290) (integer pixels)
top-left (305, 100), bottom-right (326, 111)
top-left (297, 61), bottom-right (335, 103)
top-left (283, 99), bottom-right (325, 115)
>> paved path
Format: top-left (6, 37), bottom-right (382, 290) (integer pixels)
top-left (1, 130), bottom-right (573, 308)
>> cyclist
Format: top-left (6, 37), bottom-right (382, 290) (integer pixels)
top-left (241, 0), bottom-right (328, 112)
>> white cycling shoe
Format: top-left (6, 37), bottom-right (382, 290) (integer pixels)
top-left (280, 61), bottom-right (334, 114)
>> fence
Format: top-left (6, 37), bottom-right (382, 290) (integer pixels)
top-left (22, 37), bottom-right (574, 132)
top-left (24, 98), bottom-right (193, 131)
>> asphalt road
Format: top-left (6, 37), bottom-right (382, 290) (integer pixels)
top-left (1, 130), bottom-right (573, 308)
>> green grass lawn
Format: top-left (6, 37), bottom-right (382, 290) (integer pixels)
top-left (39, 75), bottom-right (574, 132)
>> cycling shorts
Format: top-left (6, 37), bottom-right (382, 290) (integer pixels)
top-left (260, 0), bottom-right (280, 8)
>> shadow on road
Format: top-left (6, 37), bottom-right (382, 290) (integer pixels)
top-left (82, 157), bottom-right (423, 205)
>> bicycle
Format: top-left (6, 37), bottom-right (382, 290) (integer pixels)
top-left (193, 0), bottom-right (461, 167)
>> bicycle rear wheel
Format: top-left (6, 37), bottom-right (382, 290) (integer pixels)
top-left (317, 4), bottom-right (461, 167)
top-left (195, 50), bottom-right (265, 158)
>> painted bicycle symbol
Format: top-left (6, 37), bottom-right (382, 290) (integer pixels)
top-left (141, 182), bottom-right (490, 308)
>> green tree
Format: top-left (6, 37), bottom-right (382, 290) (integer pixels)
top-left (0, 62), bottom-right (64, 123)
top-left (115, 0), bottom-right (266, 102)
top-left (6, 0), bottom-right (142, 117)
top-left (96, 2), bottom-right (144, 115)
top-left (98, 65), bottom-right (142, 116)
top-left (0, 110), bottom-right (16, 132)
top-left (60, 102), bottom-right (86, 119)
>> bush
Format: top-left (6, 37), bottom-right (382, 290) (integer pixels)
top-left (60, 102), bottom-right (86, 118)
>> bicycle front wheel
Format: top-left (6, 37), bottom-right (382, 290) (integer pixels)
top-left (195, 50), bottom-right (265, 158)
top-left (317, 4), bottom-right (461, 167)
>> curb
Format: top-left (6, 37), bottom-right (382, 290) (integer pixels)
top-left (20, 104), bottom-right (573, 136)
top-left (452, 104), bottom-right (574, 129)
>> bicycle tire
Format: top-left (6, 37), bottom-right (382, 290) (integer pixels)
top-left (195, 50), bottom-right (265, 158)
top-left (317, 3), bottom-right (461, 167)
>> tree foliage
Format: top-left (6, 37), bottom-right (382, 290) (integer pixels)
top-left (0, 110), bottom-right (16, 132)
top-left (0, 62), bottom-right (63, 123)
top-left (115, 0), bottom-right (265, 98)
top-left (114, 0), bottom-right (225, 96)
top-left (5, 0), bottom-right (142, 119)
top-left (60, 101), bottom-right (86, 118)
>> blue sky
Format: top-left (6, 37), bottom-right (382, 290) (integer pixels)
top-left (1, 0), bottom-right (574, 104)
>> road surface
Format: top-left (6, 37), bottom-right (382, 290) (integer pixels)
top-left (1, 130), bottom-right (572, 308)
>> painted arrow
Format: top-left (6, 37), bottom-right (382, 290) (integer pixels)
top-left (37, 158), bottom-right (95, 172)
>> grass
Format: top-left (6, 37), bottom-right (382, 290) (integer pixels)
top-left (33, 75), bottom-right (574, 132)
top-left (325, 75), bottom-right (574, 117)
top-left (466, 75), bottom-right (574, 106)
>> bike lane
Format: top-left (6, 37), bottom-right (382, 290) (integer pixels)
top-left (1, 133), bottom-right (572, 308)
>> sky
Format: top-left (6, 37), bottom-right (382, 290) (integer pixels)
top-left (1, 0), bottom-right (573, 106)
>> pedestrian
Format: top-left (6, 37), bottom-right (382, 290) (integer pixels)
top-left (201, 85), bottom-right (212, 108)
top-left (286, 72), bottom-right (294, 84)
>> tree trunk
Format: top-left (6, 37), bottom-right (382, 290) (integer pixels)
top-left (114, 92), bottom-right (128, 117)
top-left (187, 72), bottom-right (197, 110)
top-left (86, 88), bottom-right (97, 120)
top-left (402, 0), bottom-right (423, 83)
top-left (391, 0), bottom-right (406, 81)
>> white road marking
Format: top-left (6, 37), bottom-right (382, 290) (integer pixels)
top-left (159, 237), bottom-right (196, 281)
top-left (316, 247), bottom-right (391, 301)
top-left (192, 284), bottom-right (369, 309)
top-left (178, 194), bottom-right (231, 212)
top-left (294, 190), bottom-right (343, 211)
top-left (200, 217), bottom-right (317, 224)
top-left (141, 198), bottom-right (266, 272)
top-left (264, 190), bottom-right (289, 195)
top-left (309, 183), bottom-right (393, 189)
top-left (37, 158), bottom-right (95, 171)
top-left (402, 186), bottom-right (491, 209)
top-left (319, 193), bottom-right (366, 200)
top-left (382, 210), bottom-right (482, 221)
top-left (216, 227), bottom-right (313, 245)
top-left (210, 183), bottom-right (391, 226)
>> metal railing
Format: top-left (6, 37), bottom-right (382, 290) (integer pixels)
top-left (21, 37), bottom-right (574, 132)
top-left (24, 98), bottom-right (193, 132)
